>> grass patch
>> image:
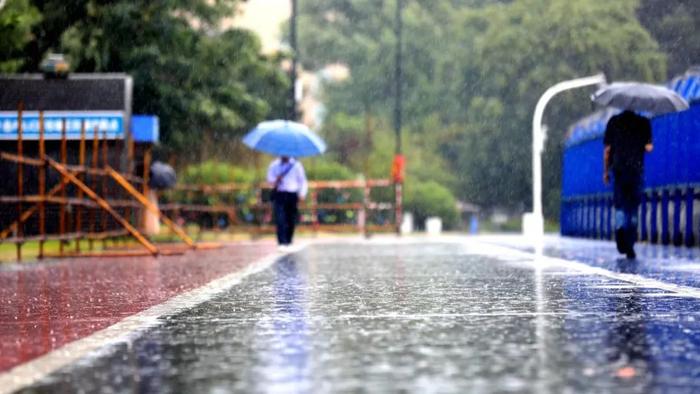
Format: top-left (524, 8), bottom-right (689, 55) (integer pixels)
top-left (478, 218), bottom-right (560, 234)
top-left (0, 239), bottom-right (108, 264)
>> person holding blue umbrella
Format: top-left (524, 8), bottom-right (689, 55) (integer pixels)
top-left (243, 120), bottom-right (326, 249)
top-left (266, 155), bottom-right (307, 248)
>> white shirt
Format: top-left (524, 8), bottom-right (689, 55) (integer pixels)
top-left (267, 158), bottom-right (308, 199)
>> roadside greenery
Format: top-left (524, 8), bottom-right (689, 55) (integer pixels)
top-left (637, 0), bottom-right (700, 76)
top-left (181, 160), bottom-right (257, 186)
top-left (0, 0), bottom-right (40, 72)
top-left (1, 0), bottom-right (697, 228)
top-left (3, 0), bottom-right (289, 158)
top-left (297, 0), bottom-right (675, 222)
top-left (404, 181), bottom-right (459, 230)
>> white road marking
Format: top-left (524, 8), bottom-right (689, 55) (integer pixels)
top-left (0, 245), bottom-right (305, 394)
top-left (332, 312), bottom-right (580, 318)
top-left (286, 235), bottom-right (700, 299)
top-left (458, 238), bottom-right (700, 299)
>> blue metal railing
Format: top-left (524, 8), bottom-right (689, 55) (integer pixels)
top-left (561, 185), bottom-right (698, 247)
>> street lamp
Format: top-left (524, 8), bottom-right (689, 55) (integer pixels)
top-left (288, 0), bottom-right (298, 121)
top-left (523, 73), bottom-right (607, 243)
top-left (394, 0), bottom-right (403, 156)
top-left (393, 0), bottom-right (405, 235)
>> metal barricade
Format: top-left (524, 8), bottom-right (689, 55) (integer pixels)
top-left (0, 107), bottom-right (199, 260)
top-left (161, 179), bottom-right (401, 237)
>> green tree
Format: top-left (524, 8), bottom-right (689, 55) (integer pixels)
top-left (298, 0), bottom-right (469, 126)
top-left (181, 160), bottom-right (256, 185)
top-left (0, 0), bottom-right (40, 72)
top-left (404, 180), bottom-right (459, 230)
top-left (305, 158), bottom-right (358, 181)
top-left (297, 0), bottom-right (462, 228)
top-left (452, 0), bottom-right (666, 216)
top-left (299, 0), bottom-right (666, 220)
top-left (320, 112), bottom-right (367, 168)
top-left (637, 0), bottom-right (700, 76)
top-left (11, 0), bottom-right (289, 158)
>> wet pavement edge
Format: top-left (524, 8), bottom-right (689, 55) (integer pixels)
top-left (0, 246), bottom-right (289, 394)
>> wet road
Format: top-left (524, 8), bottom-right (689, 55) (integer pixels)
top-left (481, 234), bottom-right (700, 288)
top-left (0, 242), bottom-right (276, 372)
top-left (15, 241), bottom-right (700, 393)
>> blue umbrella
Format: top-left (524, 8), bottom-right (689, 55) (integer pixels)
top-left (242, 120), bottom-right (326, 157)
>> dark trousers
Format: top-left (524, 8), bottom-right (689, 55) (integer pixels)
top-left (273, 191), bottom-right (299, 245)
top-left (613, 171), bottom-right (643, 250)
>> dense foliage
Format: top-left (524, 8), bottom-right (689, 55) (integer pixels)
top-left (1, 0), bottom-right (696, 227)
top-left (297, 0), bottom-right (673, 221)
top-left (2, 0), bottom-right (289, 158)
top-left (637, 0), bottom-right (700, 76)
top-left (0, 0), bottom-right (40, 72)
top-left (181, 160), bottom-right (257, 185)
top-left (404, 181), bottom-right (459, 230)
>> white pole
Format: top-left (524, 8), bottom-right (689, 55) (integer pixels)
top-left (524, 73), bottom-right (606, 243)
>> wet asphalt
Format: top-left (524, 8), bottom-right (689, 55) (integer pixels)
top-left (18, 241), bottom-right (700, 393)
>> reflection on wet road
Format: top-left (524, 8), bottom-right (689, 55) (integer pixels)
top-left (482, 234), bottom-right (700, 288)
top-left (0, 243), bottom-right (276, 372)
top-left (19, 242), bottom-right (700, 393)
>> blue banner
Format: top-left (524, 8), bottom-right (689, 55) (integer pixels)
top-left (0, 112), bottom-right (125, 140)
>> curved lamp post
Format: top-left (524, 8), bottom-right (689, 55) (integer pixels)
top-left (523, 73), bottom-right (607, 242)
top-left (288, 0), bottom-right (298, 121)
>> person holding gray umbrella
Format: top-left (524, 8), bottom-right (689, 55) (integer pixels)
top-left (602, 110), bottom-right (653, 259)
top-left (243, 120), bottom-right (326, 250)
top-left (593, 82), bottom-right (689, 259)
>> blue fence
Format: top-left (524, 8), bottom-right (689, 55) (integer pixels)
top-left (561, 69), bottom-right (700, 246)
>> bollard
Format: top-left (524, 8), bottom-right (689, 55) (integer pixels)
top-left (426, 217), bottom-right (442, 236)
top-left (401, 212), bottom-right (414, 235)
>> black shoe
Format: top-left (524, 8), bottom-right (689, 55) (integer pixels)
top-left (615, 229), bottom-right (627, 254)
top-left (626, 248), bottom-right (636, 260)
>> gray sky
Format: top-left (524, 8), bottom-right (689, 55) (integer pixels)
top-left (231, 0), bottom-right (291, 54)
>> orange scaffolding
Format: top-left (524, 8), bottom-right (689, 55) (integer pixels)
top-left (0, 107), bottom-right (207, 261)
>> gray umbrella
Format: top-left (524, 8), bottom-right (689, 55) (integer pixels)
top-left (591, 82), bottom-right (689, 116)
